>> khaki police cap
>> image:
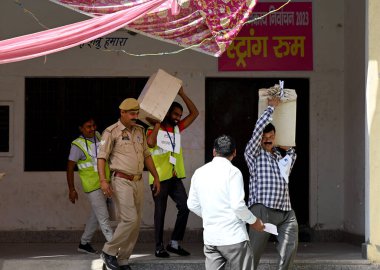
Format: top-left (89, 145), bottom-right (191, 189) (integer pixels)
top-left (119, 98), bottom-right (140, 111)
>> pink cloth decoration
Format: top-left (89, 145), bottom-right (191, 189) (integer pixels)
top-left (53, 0), bottom-right (257, 56)
top-left (0, 0), bottom-right (257, 64)
top-left (0, 0), bottom-right (166, 64)
top-left (171, 0), bottom-right (179, 16)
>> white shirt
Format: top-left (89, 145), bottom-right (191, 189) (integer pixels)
top-left (187, 157), bottom-right (257, 246)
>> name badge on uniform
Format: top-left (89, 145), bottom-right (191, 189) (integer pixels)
top-left (169, 155), bottom-right (177, 165)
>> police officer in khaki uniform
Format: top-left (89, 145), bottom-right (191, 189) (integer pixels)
top-left (98, 98), bottom-right (160, 270)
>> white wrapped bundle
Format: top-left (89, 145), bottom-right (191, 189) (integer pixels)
top-left (258, 84), bottom-right (297, 146)
top-left (138, 69), bottom-right (182, 125)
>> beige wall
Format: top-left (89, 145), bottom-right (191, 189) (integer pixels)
top-left (365, 0), bottom-right (380, 261)
top-left (0, 0), bottom-right (366, 237)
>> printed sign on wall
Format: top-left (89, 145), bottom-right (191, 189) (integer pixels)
top-left (218, 2), bottom-right (313, 71)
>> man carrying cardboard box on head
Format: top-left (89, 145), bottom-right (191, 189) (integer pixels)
top-left (146, 86), bottom-right (199, 258)
top-left (244, 96), bottom-right (298, 270)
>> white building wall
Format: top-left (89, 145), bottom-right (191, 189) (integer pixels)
top-left (343, 0), bottom-right (366, 235)
top-left (0, 0), bottom-right (363, 234)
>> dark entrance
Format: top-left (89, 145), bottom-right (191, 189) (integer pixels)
top-left (25, 77), bottom-right (148, 171)
top-left (205, 78), bottom-right (310, 236)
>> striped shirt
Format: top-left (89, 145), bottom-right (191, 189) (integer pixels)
top-left (244, 106), bottom-right (297, 211)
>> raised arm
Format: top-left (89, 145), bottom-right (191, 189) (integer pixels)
top-left (244, 97), bottom-right (280, 159)
top-left (178, 87), bottom-right (199, 129)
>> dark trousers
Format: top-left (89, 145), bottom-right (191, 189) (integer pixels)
top-left (151, 177), bottom-right (190, 248)
top-left (249, 204), bottom-right (298, 270)
top-left (204, 241), bottom-right (254, 270)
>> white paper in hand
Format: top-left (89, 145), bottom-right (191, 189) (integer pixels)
top-left (264, 223), bottom-right (278, 235)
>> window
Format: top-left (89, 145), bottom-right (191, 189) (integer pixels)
top-left (0, 102), bottom-right (13, 156)
top-left (25, 77), bottom-right (148, 171)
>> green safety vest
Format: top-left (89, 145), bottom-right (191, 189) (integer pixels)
top-left (72, 132), bottom-right (110, 193)
top-left (148, 126), bottom-right (186, 184)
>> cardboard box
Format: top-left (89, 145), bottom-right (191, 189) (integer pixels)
top-left (258, 88), bottom-right (297, 146)
top-left (138, 69), bottom-right (182, 125)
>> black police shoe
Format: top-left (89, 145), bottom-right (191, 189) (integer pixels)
top-left (119, 265), bottom-right (132, 270)
top-left (101, 252), bottom-right (119, 270)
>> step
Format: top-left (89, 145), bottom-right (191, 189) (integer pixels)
top-left (1, 242), bottom-right (379, 270)
top-left (1, 258), bottom-right (379, 270)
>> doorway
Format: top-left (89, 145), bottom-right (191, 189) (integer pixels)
top-left (205, 78), bottom-right (310, 236)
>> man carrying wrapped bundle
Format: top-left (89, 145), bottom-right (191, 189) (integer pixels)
top-left (244, 86), bottom-right (298, 270)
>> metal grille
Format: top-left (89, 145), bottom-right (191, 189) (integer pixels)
top-left (25, 77), bottom-right (148, 171)
top-left (0, 105), bottom-right (9, 152)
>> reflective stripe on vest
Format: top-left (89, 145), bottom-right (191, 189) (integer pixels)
top-left (77, 162), bottom-right (93, 169)
top-left (148, 126), bottom-right (186, 184)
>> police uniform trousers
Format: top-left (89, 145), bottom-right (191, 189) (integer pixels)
top-left (102, 175), bottom-right (144, 265)
top-left (249, 204), bottom-right (298, 270)
top-left (152, 177), bottom-right (189, 248)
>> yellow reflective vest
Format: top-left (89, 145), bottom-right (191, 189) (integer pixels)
top-left (148, 126), bottom-right (186, 184)
top-left (72, 132), bottom-right (110, 193)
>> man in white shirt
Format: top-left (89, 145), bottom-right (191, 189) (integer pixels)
top-left (187, 135), bottom-right (265, 270)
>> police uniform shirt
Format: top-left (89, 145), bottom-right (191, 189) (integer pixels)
top-left (98, 120), bottom-right (150, 175)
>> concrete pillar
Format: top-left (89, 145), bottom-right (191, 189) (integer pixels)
top-left (365, 0), bottom-right (380, 262)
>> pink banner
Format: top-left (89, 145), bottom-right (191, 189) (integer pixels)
top-left (218, 2), bottom-right (313, 71)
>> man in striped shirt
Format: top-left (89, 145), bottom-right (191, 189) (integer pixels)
top-left (244, 97), bottom-right (298, 270)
